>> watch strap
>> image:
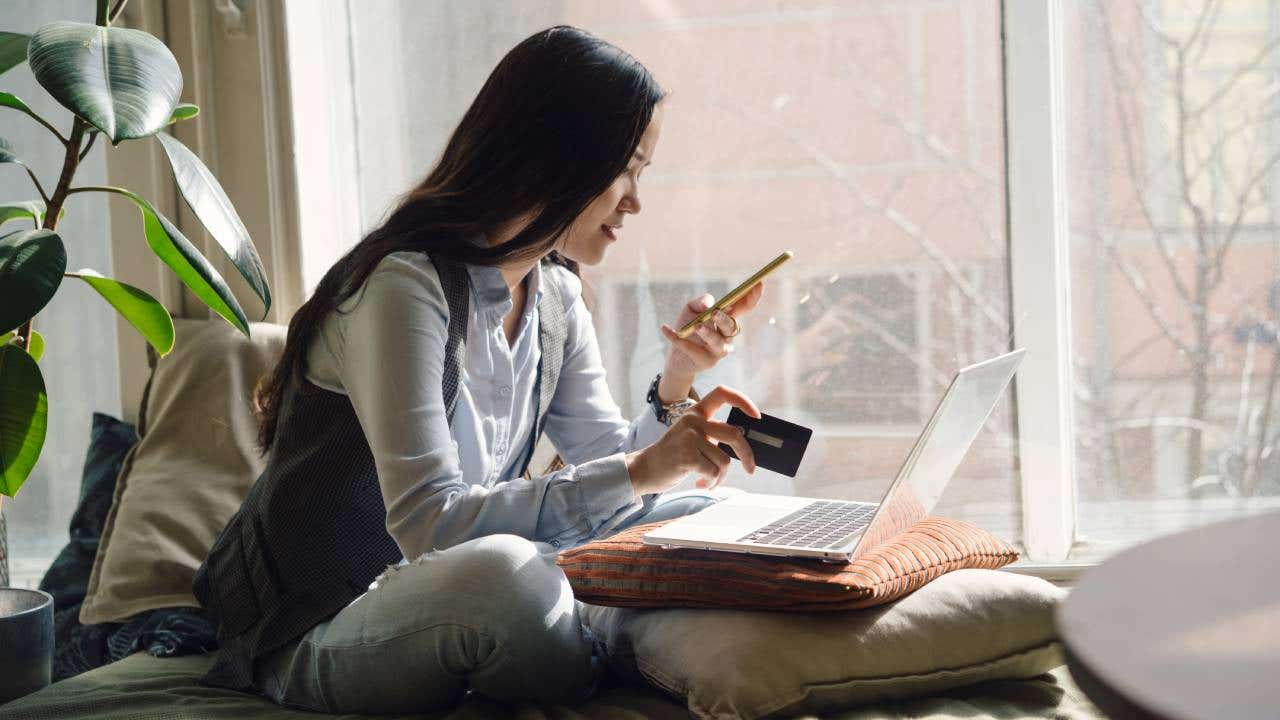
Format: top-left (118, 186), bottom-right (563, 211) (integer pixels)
top-left (648, 373), bottom-right (699, 425)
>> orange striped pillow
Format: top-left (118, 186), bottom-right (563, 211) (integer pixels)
top-left (556, 517), bottom-right (1018, 611)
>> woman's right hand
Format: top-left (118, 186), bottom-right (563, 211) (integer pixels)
top-left (625, 385), bottom-right (762, 496)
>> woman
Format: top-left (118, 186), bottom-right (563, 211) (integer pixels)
top-left (193, 25), bottom-right (765, 714)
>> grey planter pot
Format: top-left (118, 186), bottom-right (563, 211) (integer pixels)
top-left (0, 588), bottom-right (53, 705)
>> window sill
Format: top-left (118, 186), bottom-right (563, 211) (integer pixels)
top-left (1001, 562), bottom-right (1089, 589)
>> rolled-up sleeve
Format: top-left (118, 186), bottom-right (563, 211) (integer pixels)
top-left (540, 272), bottom-right (693, 537)
top-left (336, 256), bottom-right (660, 557)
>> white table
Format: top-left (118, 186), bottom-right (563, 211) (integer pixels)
top-left (1057, 510), bottom-right (1280, 719)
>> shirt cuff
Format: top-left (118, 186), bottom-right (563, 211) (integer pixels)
top-left (634, 403), bottom-right (669, 448)
top-left (576, 451), bottom-right (640, 529)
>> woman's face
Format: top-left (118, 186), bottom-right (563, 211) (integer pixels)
top-left (559, 102), bottom-right (664, 265)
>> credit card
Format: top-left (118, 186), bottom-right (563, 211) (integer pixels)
top-left (717, 407), bottom-right (812, 477)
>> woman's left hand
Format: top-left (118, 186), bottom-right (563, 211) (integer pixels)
top-left (659, 281), bottom-right (765, 380)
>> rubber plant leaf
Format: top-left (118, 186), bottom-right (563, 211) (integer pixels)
top-left (28, 21), bottom-right (181, 143)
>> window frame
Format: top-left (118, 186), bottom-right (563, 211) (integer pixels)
top-left (1003, 0), bottom-right (1080, 566)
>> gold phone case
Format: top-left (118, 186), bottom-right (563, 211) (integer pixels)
top-left (676, 250), bottom-right (793, 339)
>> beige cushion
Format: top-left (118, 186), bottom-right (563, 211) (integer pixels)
top-left (79, 319), bottom-right (286, 624)
top-left (581, 568), bottom-right (1066, 720)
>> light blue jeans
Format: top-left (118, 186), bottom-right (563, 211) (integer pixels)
top-left (252, 491), bottom-right (717, 714)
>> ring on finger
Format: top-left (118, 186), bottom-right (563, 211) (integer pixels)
top-left (722, 313), bottom-right (741, 338)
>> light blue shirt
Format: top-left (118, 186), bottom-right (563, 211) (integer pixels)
top-left (304, 250), bottom-right (677, 559)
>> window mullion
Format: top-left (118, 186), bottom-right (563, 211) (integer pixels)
top-left (1003, 0), bottom-right (1077, 562)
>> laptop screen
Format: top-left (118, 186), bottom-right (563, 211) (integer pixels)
top-left (852, 348), bottom-right (1026, 556)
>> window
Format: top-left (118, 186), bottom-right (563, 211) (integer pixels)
top-left (1060, 0), bottom-right (1280, 562)
top-left (567, 1), bottom-right (1020, 537)
top-left (794, 270), bottom-right (923, 427)
top-left (286, 0), bottom-right (1019, 548)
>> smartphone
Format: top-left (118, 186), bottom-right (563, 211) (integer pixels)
top-left (676, 250), bottom-right (793, 339)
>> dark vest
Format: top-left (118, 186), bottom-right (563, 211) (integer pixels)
top-left (192, 255), bottom-right (570, 691)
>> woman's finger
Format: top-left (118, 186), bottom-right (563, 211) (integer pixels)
top-left (683, 294), bottom-right (714, 322)
top-left (693, 293), bottom-right (715, 311)
top-left (724, 281), bottom-right (764, 318)
top-left (692, 444), bottom-right (724, 488)
top-left (695, 322), bottom-right (732, 356)
top-left (662, 324), bottom-right (721, 364)
top-left (694, 442), bottom-right (730, 488)
top-left (663, 323), bottom-right (714, 362)
top-left (690, 417), bottom-right (756, 473)
top-left (691, 385), bottom-right (762, 421)
top-left (710, 309), bottom-right (738, 337)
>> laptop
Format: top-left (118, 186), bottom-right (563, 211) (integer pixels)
top-left (642, 348), bottom-right (1026, 563)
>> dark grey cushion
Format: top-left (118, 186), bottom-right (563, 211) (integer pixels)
top-left (39, 413), bottom-right (137, 612)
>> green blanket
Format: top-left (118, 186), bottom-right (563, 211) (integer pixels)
top-left (0, 652), bottom-right (1102, 720)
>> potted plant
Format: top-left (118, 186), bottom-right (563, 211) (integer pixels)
top-left (0, 0), bottom-right (269, 601)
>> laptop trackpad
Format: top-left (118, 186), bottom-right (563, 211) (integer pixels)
top-left (647, 498), bottom-right (793, 543)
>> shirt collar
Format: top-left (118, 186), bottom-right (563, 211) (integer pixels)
top-left (461, 233), bottom-right (545, 316)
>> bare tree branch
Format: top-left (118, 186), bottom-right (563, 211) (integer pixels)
top-left (842, 54), bottom-right (1007, 258)
top-left (1096, 229), bottom-right (1195, 356)
top-left (709, 96), bottom-right (1010, 335)
top-left (1186, 104), bottom-right (1280, 186)
top-left (1190, 36), bottom-right (1280, 118)
top-left (850, 73), bottom-right (1000, 187)
top-left (1211, 150), bottom-right (1280, 285)
top-left (1173, 50), bottom-right (1214, 263)
top-left (841, 292), bottom-right (953, 391)
top-left (1095, 10), bottom-right (1198, 307)
top-left (1134, 0), bottom-right (1182, 51)
top-left (1186, 0), bottom-right (1223, 64)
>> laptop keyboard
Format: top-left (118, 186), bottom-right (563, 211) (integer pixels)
top-left (738, 500), bottom-right (877, 549)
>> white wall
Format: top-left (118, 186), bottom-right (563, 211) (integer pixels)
top-left (283, 0), bottom-right (562, 293)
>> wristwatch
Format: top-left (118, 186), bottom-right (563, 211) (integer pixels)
top-left (647, 373), bottom-right (698, 425)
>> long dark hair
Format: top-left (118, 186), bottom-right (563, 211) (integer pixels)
top-left (254, 25), bottom-right (665, 453)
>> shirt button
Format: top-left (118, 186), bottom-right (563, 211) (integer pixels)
top-left (550, 539), bottom-right (561, 548)
top-left (498, 385), bottom-right (511, 397)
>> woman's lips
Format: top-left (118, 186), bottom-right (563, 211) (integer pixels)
top-left (602, 225), bottom-right (618, 241)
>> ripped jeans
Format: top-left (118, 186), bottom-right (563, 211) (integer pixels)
top-left (251, 490), bottom-right (718, 714)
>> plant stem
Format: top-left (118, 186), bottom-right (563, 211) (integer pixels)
top-left (5, 105), bottom-right (69, 144)
top-left (21, 163), bottom-right (50, 204)
top-left (43, 119), bottom-right (85, 232)
top-left (16, 117), bottom-right (87, 354)
top-left (78, 131), bottom-right (99, 162)
top-left (66, 185), bottom-right (129, 198)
